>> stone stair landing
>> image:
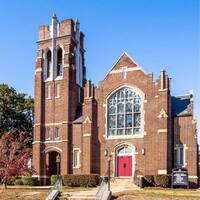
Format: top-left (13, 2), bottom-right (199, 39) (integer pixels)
top-left (111, 177), bottom-right (139, 193)
top-left (59, 188), bottom-right (97, 200)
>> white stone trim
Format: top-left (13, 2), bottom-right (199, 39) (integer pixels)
top-left (110, 66), bottom-right (142, 74)
top-left (157, 108), bottom-right (168, 118)
top-left (83, 116), bottom-right (92, 124)
top-left (44, 122), bottom-right (63, 126)
top-left (158, 88), bottom-right (168, 92)
top-left (122, 66), bottom-right (127, 79)
top-left (54, 76), bottom-right (63, 81)
top-left (43, 140), bottom-right (62, 144)
top-left (189, 176), bottom-right (198, 179)
top-left (107, 135), bottom-right (145, 140)
top-left (83, 133), bottom-right (91, 137)
top-left (34, 121), bottom-right (69, 126)
top-left (192, 119), bottom-right (197, 124)
top-left (32, 140), bottom-right (68, 144)
top-left (44, 146), bottom-right (62, 153)
top-left (63, 64), bottom-right (70, 68)
top-left (157, 129), bottom-right (167, 133)
top-left (44, 77), bottom-right (53, 82)
top-left (32, 175), bottom-right (50, 178)
top-left (35, 68), bottom-right (42, 73)
top-left (158, 169), bottom-right (167, 174)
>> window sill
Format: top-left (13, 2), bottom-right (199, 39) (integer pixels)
top-left (45, 78), bottom-right (53, 82)
top-left (55, 76), bottom-right (63, 81)
top-left (46, 138), bottom-right (51, 141)
top-left (73, 165), bottom-right (81, 169)
top-left (46, 97), bottom-right (51, 100)
top-left (106, 134), bottom-right (144, 140)
top-left (55, 96), bottom-right (60, 99)
top-left (55, 137), bottom-right (60, 140)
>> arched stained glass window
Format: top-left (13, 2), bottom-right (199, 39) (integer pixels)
top-left (117, 146), bottom-right (132, 155)
top-left (107, 87), bottom-right (142, 137)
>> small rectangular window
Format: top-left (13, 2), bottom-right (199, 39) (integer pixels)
top-left (176, 145), bottom-right (184, 167)
top-left (55, 127), bottom-right (60, 139)
top-left (45, 127), bottom-right (50, 140)
top-left (56, 84), bottom-right (60, 98)
top-left (73, 149), bottom-right (80, 168)
top-left (47, 85), bottom-right (51, 99)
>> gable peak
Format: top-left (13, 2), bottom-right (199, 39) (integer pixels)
top-left (111, 51), bottom-right (139, 70)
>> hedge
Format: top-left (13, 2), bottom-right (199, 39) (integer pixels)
top-left (154, 175), bottom-right (170, 188)
top-left (62, 174), bottom-right (99, 187)
top-left (7, 176), bottom-right (17, 185)
top-left (14, 179), bottom-right (23, 185)
top-left (22, 176), bottom-right (39, 186)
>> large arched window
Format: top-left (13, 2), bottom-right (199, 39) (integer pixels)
top-left (57, 48), bottom-right (63, 77)
top-left (107, 87), bottom-right (142, 137)
top-left (46, 50), bottom-right (51, 78)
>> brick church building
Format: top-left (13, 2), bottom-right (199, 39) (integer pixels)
top-left (33, 15), bottom-right (199, 186)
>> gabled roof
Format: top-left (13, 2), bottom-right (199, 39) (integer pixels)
top-left (171, 94), bottom-right (193, 117)
top-left (104, 52), bottom-right (146, 80)
top-left (111, 52), bottom-right (139, 70)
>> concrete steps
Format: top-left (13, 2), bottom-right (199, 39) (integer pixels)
top-left (58, 189), bottom-right (97, 200)
top-left (58, 178), bottom-right (139, 199)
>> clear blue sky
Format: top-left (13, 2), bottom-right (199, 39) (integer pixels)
top-left (0, 0), bottom-right (199, 137)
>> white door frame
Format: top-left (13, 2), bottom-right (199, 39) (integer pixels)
top-left (113, 143), bottom-right (135, 177)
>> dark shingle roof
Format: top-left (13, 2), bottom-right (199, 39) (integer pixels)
top-left (171, 94), bottom-right (193, 117)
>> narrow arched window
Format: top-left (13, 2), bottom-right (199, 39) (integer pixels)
top-left (107, 87), bottom-right (142, 137)
top-left (47, 50), bottom-right (51, 78)
top-left (55, 127), bottom-right (60, 139)
top-left (57, 48), bottom-right (63, 77)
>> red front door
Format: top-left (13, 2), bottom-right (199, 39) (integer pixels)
top-left (117, 156), bottom-right (132, 176)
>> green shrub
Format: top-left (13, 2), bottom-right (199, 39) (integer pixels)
top-left (144, 175), bottom-right (154, 187)
top-left (154, 175), bottom-right (169, 188)
top-left (62, 174), bottom-right (99, 187)
top-left (51, 175), bottom-right (58, 185)
top-left (22, 176), bottom-right (39, 186)
top-left (7, 176), bottom-right (17, 185)
top-left (14, 179), bottom-right (23, 185)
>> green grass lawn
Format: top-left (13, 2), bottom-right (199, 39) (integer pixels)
top-left (1, 186), bottom-right (200, 200)
top-left (113, 188), bottom-right (200, 200)
top-left (0, 186), bottom-right (94, 200)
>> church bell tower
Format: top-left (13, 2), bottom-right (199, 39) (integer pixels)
top-left (33, 14), bottom-right (86, 184)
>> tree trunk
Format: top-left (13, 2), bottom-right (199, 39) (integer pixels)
top-left (3, 177), bottom-right (7, 189)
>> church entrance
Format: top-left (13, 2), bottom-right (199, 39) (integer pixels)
top-left (46, 151), bottom-right (61, 176)
top-left (116, 146), bottom-right (133, 177)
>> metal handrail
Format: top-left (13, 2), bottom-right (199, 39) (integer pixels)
top-left (96, 178), bottom-right (107, 200)
top-left (46, 177), bottom-right (62, 200)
